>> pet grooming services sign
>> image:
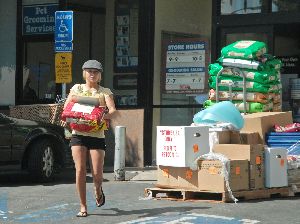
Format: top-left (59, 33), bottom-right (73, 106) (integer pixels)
top-left (162, 39), bottom-right (208, 94)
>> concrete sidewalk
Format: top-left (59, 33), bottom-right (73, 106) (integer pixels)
top-left (103, 166), bottom-right (158, 182)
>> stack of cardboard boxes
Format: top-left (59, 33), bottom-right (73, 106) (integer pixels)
top-left (156, 111), bottom-right (293, 194)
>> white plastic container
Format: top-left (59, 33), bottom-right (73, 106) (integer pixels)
top-left (156, 126), bottom-right (210, 167)
top-left (264, 147), bottom-right (288, 188)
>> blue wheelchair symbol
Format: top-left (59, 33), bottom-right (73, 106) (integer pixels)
top-left (59, 20), bottom-right (69, 33)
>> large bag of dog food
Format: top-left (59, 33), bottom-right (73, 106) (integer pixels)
top-left (218, 57), bottom-right (282, 71)
top-left (204, 99), bottom-right (272, 113)
top-left (221, 40), bottom-right (267, 60)
top-left (209, 89), bottom-right (271, 103)
top-left (209, 76), bottom-right (281, 93)
top-left (208, 63), bottom-right (278, 84)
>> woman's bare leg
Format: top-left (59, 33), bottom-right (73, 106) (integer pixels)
top-left (89, 149), bottom-right (105, 202)
top-left (72, 146), bottom-right (88, 212)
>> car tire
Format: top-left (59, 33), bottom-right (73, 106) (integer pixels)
top-left (28, 139), bottom-right (55, 182)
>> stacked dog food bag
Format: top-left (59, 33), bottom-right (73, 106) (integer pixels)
top-left (206, 40), bottom-right (282, 113)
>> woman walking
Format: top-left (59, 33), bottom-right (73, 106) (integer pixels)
top-left (64, 60), bottom-right (116, 217)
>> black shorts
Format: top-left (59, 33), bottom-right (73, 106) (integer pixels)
top-left (70, 135), bottom-right (106, 150)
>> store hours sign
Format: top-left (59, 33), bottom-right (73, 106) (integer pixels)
top-left (163, 39), bottom-right (208, 94)
top-left (23, 4), bottom-right (58, 35)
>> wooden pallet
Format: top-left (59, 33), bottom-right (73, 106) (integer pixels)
top-left (145, 187), bottom-right (290, 203)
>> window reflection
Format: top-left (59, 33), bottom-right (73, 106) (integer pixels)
top-left (226, 33), bottom-right (268, 46)
top-left (221, 0), bottom-right (261, 15)
top-left (157, 108), bottom-right (201, 126)
top-left (272, 0), bottom-right (300, 12)
top-left (23, 42), bottom-right (55, 104)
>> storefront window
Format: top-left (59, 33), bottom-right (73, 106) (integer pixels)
top-left (221, 0), bottom-right (261, 15)
top-left (272, 0), bottom-right (300, 12)
top-left (21, 0), bottom-right (106, 104)
top-left (274, 24), bottom-right (300, 120)
top-left (156, 107), bottom-right (201, 126)
top-left (225, 33), bottom-right (268, 46)
top-left (114, 0), bottom-right (139, 73)
top-left (23, 42), bottom-right (56, 103)
top-left (21, 1), bottom-right (58, 104)
top-left (113, 0), bottom-right (139, 107)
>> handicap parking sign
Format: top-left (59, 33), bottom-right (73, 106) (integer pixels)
top-left (55, 42), bottom-right (73, 52)
top-left (55, 11), bottom-right (73, 42)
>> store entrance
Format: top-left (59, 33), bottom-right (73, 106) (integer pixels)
top-left (274, 24), bottom-right (300, 120)
top-left (20, 1), bottom-right (106, 105)
top-left (219, 24), bottom-right (300, 119)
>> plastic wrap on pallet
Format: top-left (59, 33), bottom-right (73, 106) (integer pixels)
top-left (191, 152), bottom-right (238, 203)
top-left (287, 139), bottom-right (300, 155)
top-left (287, 155), bottom-right (300, 170)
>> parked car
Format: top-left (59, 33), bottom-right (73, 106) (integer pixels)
top-left (0, 112), bottom-right (69, 182)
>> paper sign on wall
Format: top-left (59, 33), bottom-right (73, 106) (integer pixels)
top-left (55, 52), bottom-right (72, 83)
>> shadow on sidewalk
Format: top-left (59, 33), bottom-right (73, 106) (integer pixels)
top-left (89, 206), bottom-right (210, 217)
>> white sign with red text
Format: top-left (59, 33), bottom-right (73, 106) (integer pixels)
top-left (156, 126), bottom-right (210, 167)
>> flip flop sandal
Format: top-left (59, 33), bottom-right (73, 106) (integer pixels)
top-left (76, 211), bottom-right (88, 217)
top-left (95, 187), bottom-right (105, 207)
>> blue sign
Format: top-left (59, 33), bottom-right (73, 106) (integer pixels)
top-left (55, 11), bottom-right (73, 42)
top-left (23, 4), bottom-right (58, 35)
top-left (55, 42), bottom-right (73, 52)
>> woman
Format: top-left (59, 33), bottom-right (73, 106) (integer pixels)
top-left (64, 60), bottom-right (116, 217)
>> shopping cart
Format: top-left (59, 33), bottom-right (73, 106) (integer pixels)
top-left (215, 66), bottom-right (248, 113)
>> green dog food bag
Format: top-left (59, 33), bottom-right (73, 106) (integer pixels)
top-left (265, 58), bottom-right (282, 71)
top-left (272, 103), bottom-right (282, 112)
top-left (209, 89), bottom-right (271, 103)
top-left (209, 77), bottom-right (281, 93)
top-left (221, 40), bottom-right (267, 60)
top-left (208, 63), bottom-right (223, 76)
top-left (270, 93), bottom-right (281, 104)
top-left (204, 99), bottom-right (272, 113)
top-left (233, 101), bottom-right (272, 112)
top-left (209, 64), bottom-right (278, 84)
top-left (219, 57), bottom-right (263, 70)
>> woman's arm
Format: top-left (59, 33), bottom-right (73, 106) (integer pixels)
top-left (104, 94), bottom-right (116, 119)
top-left (63, 93), bottom-right (73, 109)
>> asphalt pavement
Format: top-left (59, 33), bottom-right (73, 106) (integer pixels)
top-left (1, 168), bottom-right (300, 224)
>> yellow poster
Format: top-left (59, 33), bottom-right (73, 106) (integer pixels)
top-left (55, 52), bottom-right (72, 83)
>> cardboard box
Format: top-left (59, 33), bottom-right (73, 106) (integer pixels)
top-left (157, 165), bottom-right (199, 189)
top-left (230, 131), bottom-right (260, 145)
top-left (197, 160), bottom-right (249, 192)
top-left (212, 130), bottom-right (231, 144)
top-left (209, 130), bottom-right (240, 144)
top-left (156, 126), bottom-right (210, 167)
top-left (177, 167), bottom-right (199, 189)
top-left (213, 144), bottom-right (265, 189)
top-left (157, 165), bottom-right (179, 188)
top-left (158, 160), bottom-right (249, 192)
top-left (241, 112), bottom-right (293, 144)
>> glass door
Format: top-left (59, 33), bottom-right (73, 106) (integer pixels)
top-left (220, 26), bottom-right (273, 55)
top-left (23, 41), bottom-right (56, 104)
top-left (274, 24), bottom-right (300, 119)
